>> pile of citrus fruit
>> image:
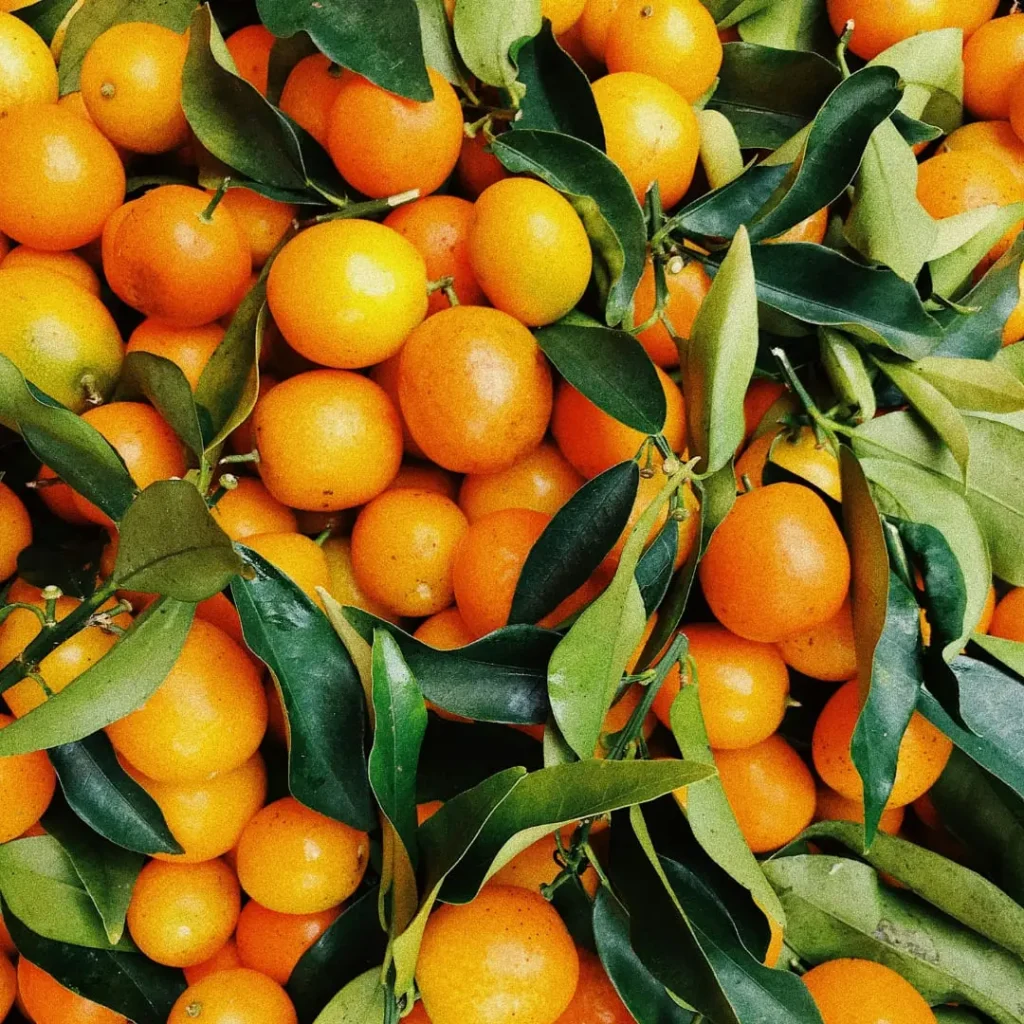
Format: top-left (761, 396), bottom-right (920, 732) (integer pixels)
top-left (1, 0), bottom-right (1024, 1022)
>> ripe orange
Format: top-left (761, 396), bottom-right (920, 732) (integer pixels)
top-left (80, 23), bottom-right (189, 153)
top-left (18, 958), bottom-right (127, 1024)
top-left (183, 938), bottom-right (244, 985)
top-left (742, 378), bottom-right (787, 441)
top-left (990, 587), bottom-right (1024, 640)
top-left (813, 679), bottom-right (954, 809)
top-left (417, 886), bottom-right (580, 1024)
top-left (225, 24), bottom-right (275, 95)
top-left (815, 787), bottom-right (905, 836)
top-left (826, 0), bottom-right (968, 60)
top-left (235, 900), bottom-right (340, 984)
top-left (767, 207), bottom-right (829, 245)
top-left (104, 184), bottom-right (252, 327)
top-left (699, 483), bottom-right (851, 643)
top-left (0, 954), bottom-right (13, 1022)
top-left (414, 607), bottom-right (476, 649)
top-left (0, 712), bottom-right (56, 842)
top-left (384, 195), bottom-right (486, 314)
top-left (229, 372), bottom-right (278, 457)
top-left (0, 480), bottom-right (31, 580)
top-left (580, 0), bottom-right (621, 61)
top-left (633, 255), bottom-right (711, 367)
top-left (543, 0), bottom-right (587, 34)
top-left (236, 796), bottom-right (369, 914)
top-left (1, 245), bottom-right (100, 294)
top-left (940, 121), bottom-right (1024, 190)
top-left (216, 187), bottom-right (296, 268)
top-left (554, 948), bottom-right (632, 1024)
top-left (280, 54), bottom-right (346, 147)
top-left (778, 599), bottom-right (857, 682)
top-left (605, 0), bottom-right (722, 103)
top-left (350, 488), bottom-right (469, 617)
top-left (964, 14), bottom-right (1024, 120)
top-left (417, 800), bottom-right (444, 825)
top-left (468, 178), bottom-right (592, 326)
top-left (72, 402), bottom-right (187, 526)
top-left (489, 831), bottom-right (599, 897)
top-left (322, 536), bottom-right (403, 623)
top-left (1003, 265), bottom-right (1024, 345)
top-left (122, 753), bottom-right (267, 863)
top-left (456, 131), bottom-right (509, 198)
top-left (592, 71), bottom-right (699, 208)
top-left (459, 442), bottom-right (584, 522)
top-left (0, 103), bottom-right (123, 250)
top-left (210, 476), bottom-right (297, 542)
top-left (715, 734), bottom-right (816, 852)
top-left (168, 968), bottom-right (298, 1024)
top-left (551, 367), bottom-right (686, 479)
top-left (370, 351), bottom-right (427, 458)
top-left (735, 426), bottom-right (842, 501)
top-left (125, 320), bottom-right (224, 391)
top-left (266, 218), bottom-right (427, 368)
top-left (398, 306), bottom-right (554, 473)
top-left (243, 532), bottom-right (331, 607)
top-left (34, 464), bottom-right (90, 525)
top-left (106, 619), bottom-right (268, 783)
top-left (327, 67), bottom-right (463, 199)
top-left (803, 958), bottom-right (937, 1024)
top-left (0, 13), bottom-right (56, 114)
top-left (389, 461), bottom-right (460, 500)
top-left (253, 369), bottom-right (402, 510)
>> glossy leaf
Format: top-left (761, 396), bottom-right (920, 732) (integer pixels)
top-left (490, 130), bottom-right (645, 327)
top-left (232, 548), bottom-right (375, 830)
top-left (820, 330), bottom-right (876, 422)
top-left (0, 599), bottom-right (194, 757)
top-left (415, 0), bottom-right (469, 88)
top-left (115, 352), bottom-right (203, 460)
top-left (637, 521), bottom-right (679, 617)
top-left (510, 461), bottom-right (638, 625)
top-left (313, 967), bottom-right (385, 1024)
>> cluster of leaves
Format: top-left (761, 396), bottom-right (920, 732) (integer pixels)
top-left (4, 0), bottom-right (1024, 1022)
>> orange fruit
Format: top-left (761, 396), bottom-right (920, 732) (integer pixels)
top-left (459, 442), bottom-right (584, 522)
top-left (279, 54), bottom-right (346, 147)
top-left (106, 619), bottom-right (268, 783)
top-left (592, 71), bottom-right (699, 208)
top-left (125, 320), bottom-right (224, 391)
top-left (80, 23), bottom-right (189, 153)
top-left (468, 178), bottom-right (592, 326)
top-left (0, 13), bottom-right (57, 114)
top-left (389, 461), bottom-right (460, 501)
top-left (940, 121), bottom-right (1024, 190)
top-left (243, 532), bottom-right (331, 607)
top-left (327, 67), bottom-right (463, 199)
top-left (812, 679), bottom-right (953, 808)
top-left (225, 24), bottom-right (275, 95)
top-left (216, 187), bottom-right (296, 268)
top-left (742, 378), bottom-right (787, 441)
top-left (1002, 264), bottom-right (1024, 345)
top-left (964, 13), bottom-right (1024, 120)
top-left (0, 954), bottom-right (13, 1021)
top-left (417, 800), bottom-right (444, 825)
top-left (1, 245), bottom-right (100, 294)
top-left (127, 858), bottom-right (240, 968)
top-left (321, 536), bottom-right (403, 623)
top-left (0, 480), bottom-right (31, 580)
top-left (554, 948), bottom-right (633, 1024)
top-left (0, 911), bottom-right (14, 956)
top-left (552, 367), bottom-right (686, 479)
top-left (72, 402), bottom-right (187, 526)
top-left (767, 207), bottom-right (829, 245)
top-left (210, 477), bottom-right (297, 542)
top-left (350, 488), bottom-right (469, 617)
top-left (168, 968), bottom-right (298, 1024)
top-left (605, 0), bottom-right (721, 103)
top-left (990, 587), bottom-right (1024, 640)
top-left (0, 712), bottom-right (55, 841)
top-left (699, 483), bottom-right (851, 643)
top-left (778, 599), bottom-right (857, 682)
top-left (803, 959), bottom-right (937, 1024)
top-left (414, 607), bottom-right (476, 649)
top-left (0, 103), bottom-right (123, 250)
top-left (815, 787), bottom-right (905, 836)
top-left (18, 958), bottom-right (127, 1024)
top-left (580, 0), bottom-right (622, 61)
top-left (183, 938), bottom-right (244, 985)
top-left (633, 255), bottom-right (711, 367)
top-left (398, 305), bottom-right (554, 473)
top-left (266, 218), bottom-right (427, 368)
top-left (235, 901), bottom-right (340, 984)
top-left (104, 184), bottom-right (251, 327)
top-left (122, 753), bottom-right (267, 864)
top-left (715, 734), bottom-right (816, 853)
top-left (229, 372), bottom-right (278, 457)
top-left (417, 886), bottom-right (580, 1024)
top-left (236, 796), bottom-right (369, 914)
top-left (456, 131), bottom-right (509, 198)
top-left (254, 368), bottom-right (402, 510)
top-left (489, 831), bottom-right (599, 897)
top-left (384, 195), bottom-right (486, 314)
top-left (826, 0), bottom-right (968, 60)
top-left (370, 351), bottom-right (427, 458)
top-left (543, 0), bottom-right (587, 34)
top-left (35, 464), bottom-right (90, 525)
top-left (735, 426), bottom-right (842, 501)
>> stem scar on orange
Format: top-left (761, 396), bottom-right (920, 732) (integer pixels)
top-left (167, 968), bottom-right (298, 1024)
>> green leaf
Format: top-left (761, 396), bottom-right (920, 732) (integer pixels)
top-left (537, 316), bottom-right (665, 433)
top-left (440, 759), bottom-right (713, 902)
top-left (697, 110), bottom-right (744, 190)
top-left (748, 66), bottom-right (902, 243)
top-left (669, 163), bottom-right (790, 241)
top-left (490, 130), bottom-right (645, 327)
top-left (0, 599), bottom-right (194, 757)
top-left (705, 42), bottom-right (840, 150)
top-left (13, 0), bottom-right (79, 44)
top-left (821, 330), bottom-right (877, 422)
top-left (973, 634), bottom-right (1024, 678)
top-left (313, 967), bottom-right (385, 1024)
top-left (911, 357), bottom-right (1024, 414)
top-left (930, 203), bottom-right (1024, 301)
top-left (928, 206), bottom-right (1005, 262)
top-left (738, 0), bottom-right (832, 51)
top-left (232, 548), bottom-right (374, 830)
top-left (636, 521), bottom-right (679, 617)
top-left (49, 734), bottom-right (182, 857)
top-left (952, 656), bottom-right (1024, 784)
top-left (415, 0), bottom-right (469, 89)
top-left (1, 902), bottom-right (185, 1024)
top-left (685, 227), bottom-right (758, 474)
top-left (114, 481), bottom-right (241, 601)
top-left (801, 820), bottom-right (1024, 961)
top-left (845, 119), bottom-right (938, 282)
top-left (41, 797), bottom-right (143, 946)
top-left (257, 0), bottom-right (432, 101)
top-left (115, 352), bottom-right (203, 460)
top-left (343, 608), bottom-right (555, 724)
top-left (764, 855), bottom-right (1024, 1024)
top-left (510, 461), bottom-right (638, 626)
top-left (515, 22), bottom-right (604, 149)
top-left (57, 0), bottom-right (195, 93)
top-left (453, 0), bottom-right (540, 99)
top-left (0, 355), bottom-right (135, 523)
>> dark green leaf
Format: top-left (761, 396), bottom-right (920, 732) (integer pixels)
top-left (891, 110), bottom-right (943, 145)
top-left (637, 521), bottom-right (679, 617)
top-left (17, 531), bottom-right (105, 602)
top-left (115, 352), bottom-right (203, 460)
top-left (256, 0), bottom-right (432, 100)
top-left (510, 461), bottom-right (638, 625)
top-left (0, 599), bottom-right (194, 757)
top-left (415, 0), bottom-right (469, 89)
top-left (491, 130), bottom-right (645, 327)
top-left (13, 0), bottom-right (79, 44)
top-left (232, 548), bottom-right (375, 830)
top-left (452, 0), bottom-right (539, 99)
